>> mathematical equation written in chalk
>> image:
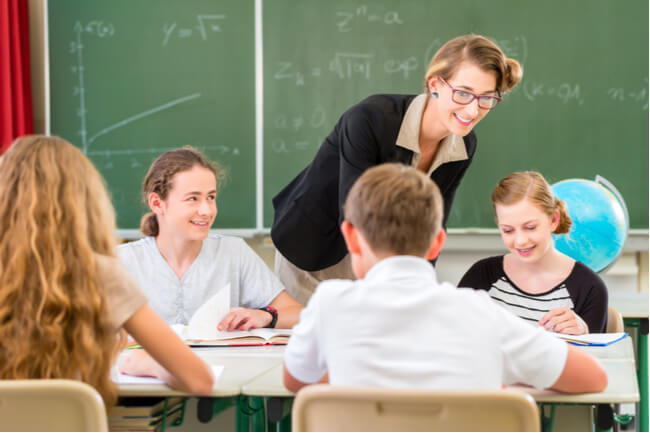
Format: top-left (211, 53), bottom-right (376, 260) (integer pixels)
top-left (162, 14), bottom-right (226, 46)
top-left (272, 35), bottom-right (528, 87)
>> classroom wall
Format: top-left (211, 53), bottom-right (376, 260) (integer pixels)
top-left (27, 1), bottom-right (648, 294)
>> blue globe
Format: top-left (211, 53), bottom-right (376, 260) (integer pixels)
top-left (551, 176), bottom-right (628, 273)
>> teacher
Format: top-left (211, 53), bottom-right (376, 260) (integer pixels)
top-left (271, 34), bottom-right (522, 305)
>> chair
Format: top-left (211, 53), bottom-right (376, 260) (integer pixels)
top-left (0, 379), bottom-right (108, 431)
top-left (606, 305), bottom-right (624, 333)
top-left (292, 385), bottom-right (540, 432)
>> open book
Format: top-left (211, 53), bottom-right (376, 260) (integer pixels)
top-left (171, 283), bottom-right (291, 346)
top-left (549, 332), bottom-right (628, 346)
top-left (185, 328), bottom-right (291, 346)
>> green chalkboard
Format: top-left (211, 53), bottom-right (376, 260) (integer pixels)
top-left (263, 0), bottom-right (649, 229)
top-left (48, 0), bottom-right (255, 229)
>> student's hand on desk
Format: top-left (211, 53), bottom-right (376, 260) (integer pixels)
top-left (218, 307), bottom-right (271, 331)
top-left (539, 307), bottom-right (588, 335)
top-left (119, 349), bottom-right (164, 378)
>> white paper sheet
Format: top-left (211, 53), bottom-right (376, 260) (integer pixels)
top-left (114, 365), bottom-right (224, 389)
top-left (187, 283), bottom-right (231, 340)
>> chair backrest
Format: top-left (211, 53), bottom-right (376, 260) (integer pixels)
top-left (292, 385), bottom-right (540, 432)
top-left (607, 305), bottom-right (624, 333)
top-left (0, 379), bottom-right (108, 431)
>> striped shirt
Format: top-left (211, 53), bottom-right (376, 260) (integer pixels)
top-left (458, 255), bottom-right (608, 332)
top-left (488, 277), bottom-right (574, 325)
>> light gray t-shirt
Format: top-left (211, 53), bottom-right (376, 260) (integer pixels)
top-left (117, 234), bottom-right (284, 325)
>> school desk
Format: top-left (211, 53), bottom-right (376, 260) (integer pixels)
top-left (237, 338), bottom-right (640, 432)
top-left (116, 345), bottom-right (284, 431)
top-left (610, 292), bottom-right (649, 431)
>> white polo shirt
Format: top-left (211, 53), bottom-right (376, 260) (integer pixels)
top-left (284, 256), bottom-right (567, 390)
top-left (117, 234), bottom-right (284, 325)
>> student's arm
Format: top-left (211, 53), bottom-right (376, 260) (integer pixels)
top-left (539, 308), bottom-right (589, 335)
top-left (282, 285), bottom-right (327, 393)
top-left (550, 345), bottom-right (608, 393)
top-left (539, 267), bottom-right (608, 334)
top-left (495, 292), bottom-right (606, 392)
top-left (283, 366), bottom-right (329, 393)
top-left (120, 305), bottom-right (214, 394)
top-left (573, 268), bottom-right (609, 333)
top-left (217, 291), bottom-right (302, 331)
top-left (269, 290), bottom-right (302, 328)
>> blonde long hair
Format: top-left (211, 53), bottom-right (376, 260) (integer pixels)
top-left (0, 135), bottom-right (120, 408)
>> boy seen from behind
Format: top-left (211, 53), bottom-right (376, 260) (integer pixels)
top-left (283, 163), bottom-right (607, 393)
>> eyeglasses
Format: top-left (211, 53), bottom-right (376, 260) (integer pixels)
top-left (438, 77), bottom-right (502, 110)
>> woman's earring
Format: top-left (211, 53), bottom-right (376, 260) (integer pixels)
top-left (431, 91), bottom-right (439, 98)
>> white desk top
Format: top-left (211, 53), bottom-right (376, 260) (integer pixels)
top-left (117, 346), bottom-right (283, 397)
top-left (242, 363), bottom-right (291, 397)
top-left (244, 358), bottom-right (640, 404)
top-left (609, 292), bottom-right (649, 319)
top-left (509, 359), bottom-right (639, 404)
top-left (241, 338), bottom-right (639, 405)
top-left (579, 335), bottom-right (635, 359)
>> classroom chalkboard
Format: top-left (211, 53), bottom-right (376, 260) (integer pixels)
top-left (48, 0), bottom-right (255, 229)
top-left (48, 0), bottom-right (648, 230)
top-left (262, 0), bottom-right (649, 229)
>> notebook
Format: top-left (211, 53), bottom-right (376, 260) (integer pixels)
top-left (548, 332), bottom-right (628, 346)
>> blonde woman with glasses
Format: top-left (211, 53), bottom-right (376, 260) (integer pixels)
top-left (272, 34), bottom-right (523, 305)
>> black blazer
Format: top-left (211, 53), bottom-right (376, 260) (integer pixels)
top-left (271, 94), bottom-right (477, 271)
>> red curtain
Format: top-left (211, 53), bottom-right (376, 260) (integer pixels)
top-left (0, 0), bottom-right (33, 155)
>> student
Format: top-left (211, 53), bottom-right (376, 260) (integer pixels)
top-left (283, 163), bottom-right (607, 394)
top-left (458, 171), bottom-right (608, 334)
top-left (271, 34), bottom-right (523, 305)
top-left (0, 135), bottom-right (214, 408)
top-left (117, 147), bottom-right (302, 331)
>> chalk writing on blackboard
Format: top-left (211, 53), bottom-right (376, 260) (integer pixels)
top-left (335, 5), bottom-right (403, 32)
top-left (607, 79), bottom-right (648, 110)
top-left (71, 21), bottom-right (113, 152)
top-left (70, 21), bottom-right (205, 155)
top-left (522, 81), bottom-right (584, 105)
top-left (384, 56), bottom-right (418, 79)
top-left (329, 52), bottom-right (374, 80)
top-left (162, 14), bottom-right (226, 46)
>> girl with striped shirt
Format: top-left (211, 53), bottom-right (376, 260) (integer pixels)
top-left (459, 171), bottom-right (607, 334)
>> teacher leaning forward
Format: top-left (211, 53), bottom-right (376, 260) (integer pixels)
top-left (271, 34), bottom-right (522, 305)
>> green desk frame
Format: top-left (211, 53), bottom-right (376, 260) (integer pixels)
top-left (625, 317), bottom-right (649, 432)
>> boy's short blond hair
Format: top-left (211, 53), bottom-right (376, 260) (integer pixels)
top-left (343, 163), bottom-right (443, 256)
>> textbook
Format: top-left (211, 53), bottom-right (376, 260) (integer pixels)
top-left (549, 332), bottom-right (628, 346)
top-left (185, 328), bottom-right (291, 346)
top-left (168, 282), bottom-right (291, 346)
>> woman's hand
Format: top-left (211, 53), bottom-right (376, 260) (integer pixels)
top-left (218, 307), bottom-right (272, 331)
top-left (119, 349), bottom-right (163, 378)
top-left (538, 307), bottom-right (589, 335)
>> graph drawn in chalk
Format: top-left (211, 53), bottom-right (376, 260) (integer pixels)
top-left (71, 21), bottom-right (202, 154)
top-left (72, 22), bottom-right (89, 150)
top-left (87, 92), bottom-right (202, 146)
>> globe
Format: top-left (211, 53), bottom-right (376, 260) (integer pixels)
top-left (551, 176), bottom-right (629, 273)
